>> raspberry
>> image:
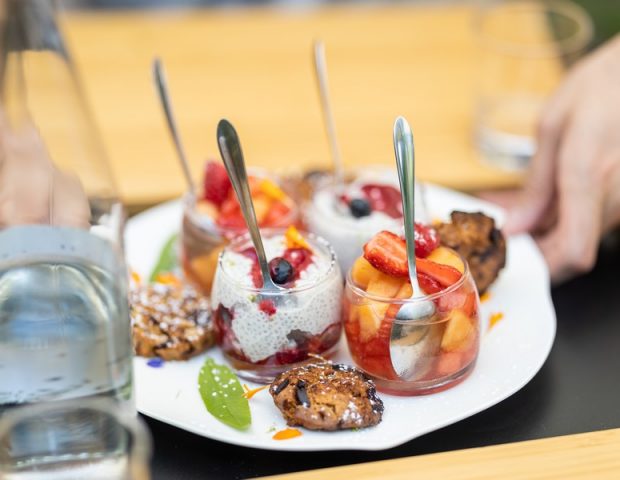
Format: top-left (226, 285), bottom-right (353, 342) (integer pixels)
top-left (413, 223), bottom-right (439, 258)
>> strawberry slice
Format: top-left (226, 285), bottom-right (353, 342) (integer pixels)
top-left (203, 160), bottom-right (231, 207)
top-left (416, 257), bottom-right (462, 287)
top-left (363, 231), bottom-right (408, 277)
top-left (413, 223), bottom-right (439, 258)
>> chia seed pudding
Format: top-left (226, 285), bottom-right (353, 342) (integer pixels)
top-left (211, 229), bottom-right (343, 383)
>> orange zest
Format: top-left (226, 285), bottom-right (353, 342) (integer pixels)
top-left (155, 272), bottom-right (182, 286)
top-left (272, 428), bottom-right (302, 440)
top-left (489, 312), bottom-right (504, 330)
top-left (480, 292), bottom-right (491, 303)
top-left (242, 384), bottom-right (268, 400)
top-left (259, 179), bottom-right (287, 202)
top-left (285, 225), bottom-right (312, 251)
top-left (130, 270), bottom-right (142, 284)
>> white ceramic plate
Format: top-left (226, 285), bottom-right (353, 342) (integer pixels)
top-left (125, 184), bottom-right (556, 452)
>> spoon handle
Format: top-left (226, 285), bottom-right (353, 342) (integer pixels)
top-left (313, 40), bottom-right (344, 185)
top-left (216, 119), bottom-right (274, 288)
top-left (393, 116), bottom-right (420, 291)
top-left (152, 58), bottom-right (195, 195)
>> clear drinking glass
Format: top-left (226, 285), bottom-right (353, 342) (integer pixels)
top-left (474, 0), bottom-right (592, 170)
top-left (211, 229), bottom-right (342, 383)
top-left (343, 252), bottom-right (480, 395)
top-left (0, 0), bottom-right (133, 419)
top-left (0, 398), bottom-right (151, 479)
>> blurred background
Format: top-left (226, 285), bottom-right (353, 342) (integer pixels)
top-left (36, 0), bottom-right (618, 213)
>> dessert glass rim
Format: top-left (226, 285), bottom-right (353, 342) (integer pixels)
top-left (216, 227), bottom-right (339, 294)
top-left (345, 249), bottom-right (472, 305)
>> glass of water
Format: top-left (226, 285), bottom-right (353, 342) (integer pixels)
top-left (0, 398), bottom-right (151, 480)
top-left (0, 0), bottom-right (133, 419)
top-left (474, 0), bottom-right (592, 170)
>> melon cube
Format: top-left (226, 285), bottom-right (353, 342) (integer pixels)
top-left (366, 274), bottom-right (404, 298)
top-left (351, 257), bottom-right (380, 289)
top-left (427, 246), bottom-right (465, 274)
top-left (357, 302), bottom-right (389, 342)
top-left (441, 309), bottom-right (475, 352)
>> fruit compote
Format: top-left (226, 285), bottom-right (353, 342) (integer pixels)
top-left (182, 160), bottom-right (299, 294)
top-left (343, 226), bottom-right (480, 395)
top-left (211, 227), bottom-right (343, 383)
top-left (305, 168), bottom-right (425, 274)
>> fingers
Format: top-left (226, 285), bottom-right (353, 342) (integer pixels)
top-left (536, 124), bottom-right (603, 284)
top-left (504, 71), bottom-right (581, 235)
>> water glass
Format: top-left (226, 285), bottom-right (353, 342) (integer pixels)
top-left (474, 0), bottom-right (592, 170)
top-left (0, 399), bottom-right (151, 480)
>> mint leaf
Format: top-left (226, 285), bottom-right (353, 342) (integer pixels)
top-left (149, 233), bottom-right (179, 282)
top-left (198, 357), bottom-right (251, 430)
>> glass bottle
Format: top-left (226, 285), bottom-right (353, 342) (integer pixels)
top-left (0, 0), bottom-right (133, 420)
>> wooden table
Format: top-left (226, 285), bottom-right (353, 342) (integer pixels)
top-left (58, 4), bottom-right (534, 208)
top-left (262, 428), bottom-right (620, 480)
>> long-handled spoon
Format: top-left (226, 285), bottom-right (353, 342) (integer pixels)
top-left (216, 119), bottom-right (282, 294)
top-left (390, 116), bottom-right (437, 380)
top-left (152, 57), bottom-right (195, 196)
top-left (313, 40), bottom-right (345, 186)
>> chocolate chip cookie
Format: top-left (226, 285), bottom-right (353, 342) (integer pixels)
top-left (269, 363), bottom-right (384, 431)
top-left (130, 282), bottom-right (214, 360)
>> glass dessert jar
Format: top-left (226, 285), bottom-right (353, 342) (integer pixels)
top-left (343, 247), bottom-right (480, 395)
top-left (181, 162), bottom-right (300, 295)
top-left (304, 167), bottom-right (426, 274)
top-left (211, 228), bottom-right (343, 383)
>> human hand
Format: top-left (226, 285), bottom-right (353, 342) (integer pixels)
top-left (0, 123), bottom-right (90, 229)
top-left (500, 35), bottom-right (620, 283)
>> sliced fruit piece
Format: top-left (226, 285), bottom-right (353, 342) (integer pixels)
top-left (441, 309), bottom-right (475, 352)
top-left (357, 302), bottom-right (389, 342)
top-left (435, 351), bottom-right (463, 377)
top-left (395, 281), bottom-right (413, 299)
top-left (195, 199), bottom-right (219, 219)
top-left (418, 271), bottom-right (443, 295)
top-left (263, 200), bottom-right (291, 226)
top-left (188, 247), bottom-right (223, 293)
top-left (203, 161), bottom-right (231, 207)
top-left (351, 257), bottom-right (381, 289)
top-left (284, 225), bottom-right (311, 251)
top-left (413, 223), bottom-right (440, 258)
top-left (427, 246), bottom-right (465, 274)
top-left (437, 289), bottom-right (478, 318)
top-left (417, 257), bottom-right (462, 287)
top-left (252, 194), bottom-right (271, 224)
top-left (366, 274), bottom-right (404, 298)
top-left (363, 230), bottom-right (408, 277)
top-left (259, 178), bottom-right (287, 202)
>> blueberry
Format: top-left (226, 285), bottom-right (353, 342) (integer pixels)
top-left (349, 198), bottom-right (372, 218)
top-left (269, 257), bottom-right (294, 284)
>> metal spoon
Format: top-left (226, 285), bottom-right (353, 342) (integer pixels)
top-left (216, 119), bottom-right (281, 293)
top-left (313, 40), bottom-right (345, 186)
top-left (390, 116), bottom-right (438, 380)
top-left (152, 57), bottom-right (195, 195)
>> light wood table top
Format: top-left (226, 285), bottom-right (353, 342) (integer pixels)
top-left (261, 428), bottom-right (620, 479)
top-left (59, 4), bottom-right (534, 207)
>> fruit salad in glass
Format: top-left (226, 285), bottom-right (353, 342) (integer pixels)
top-left (343, 226), bottom-right (480, 395)
top-left (304, 168), bottom-right (424, 274)
top-left (181, 161), bottom-right (299, 294)
top-left (211, 226), bottom-right (343, 383)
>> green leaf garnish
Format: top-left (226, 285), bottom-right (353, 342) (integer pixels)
top-left (198, 357), bottom-right (251, 430)
top-left (149, 233), bottom-right (179, 282)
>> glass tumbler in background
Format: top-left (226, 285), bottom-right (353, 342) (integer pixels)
top-left (474, 0), bottom-right (592, 170)
top-left (0, 0), bottom-right (133, 420)
top-left (0, 399), bottom-right (151, 479)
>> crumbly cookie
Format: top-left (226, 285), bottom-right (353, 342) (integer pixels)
top-left (269, 363), bottom-right (384, 431)
top-left (436, 211), bottom-right (506, 294)
top-left (130, 282), bottom-right (214, 360)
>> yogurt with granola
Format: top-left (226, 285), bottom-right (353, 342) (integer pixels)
top-left (211, 227), bottom-right (343, 382)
